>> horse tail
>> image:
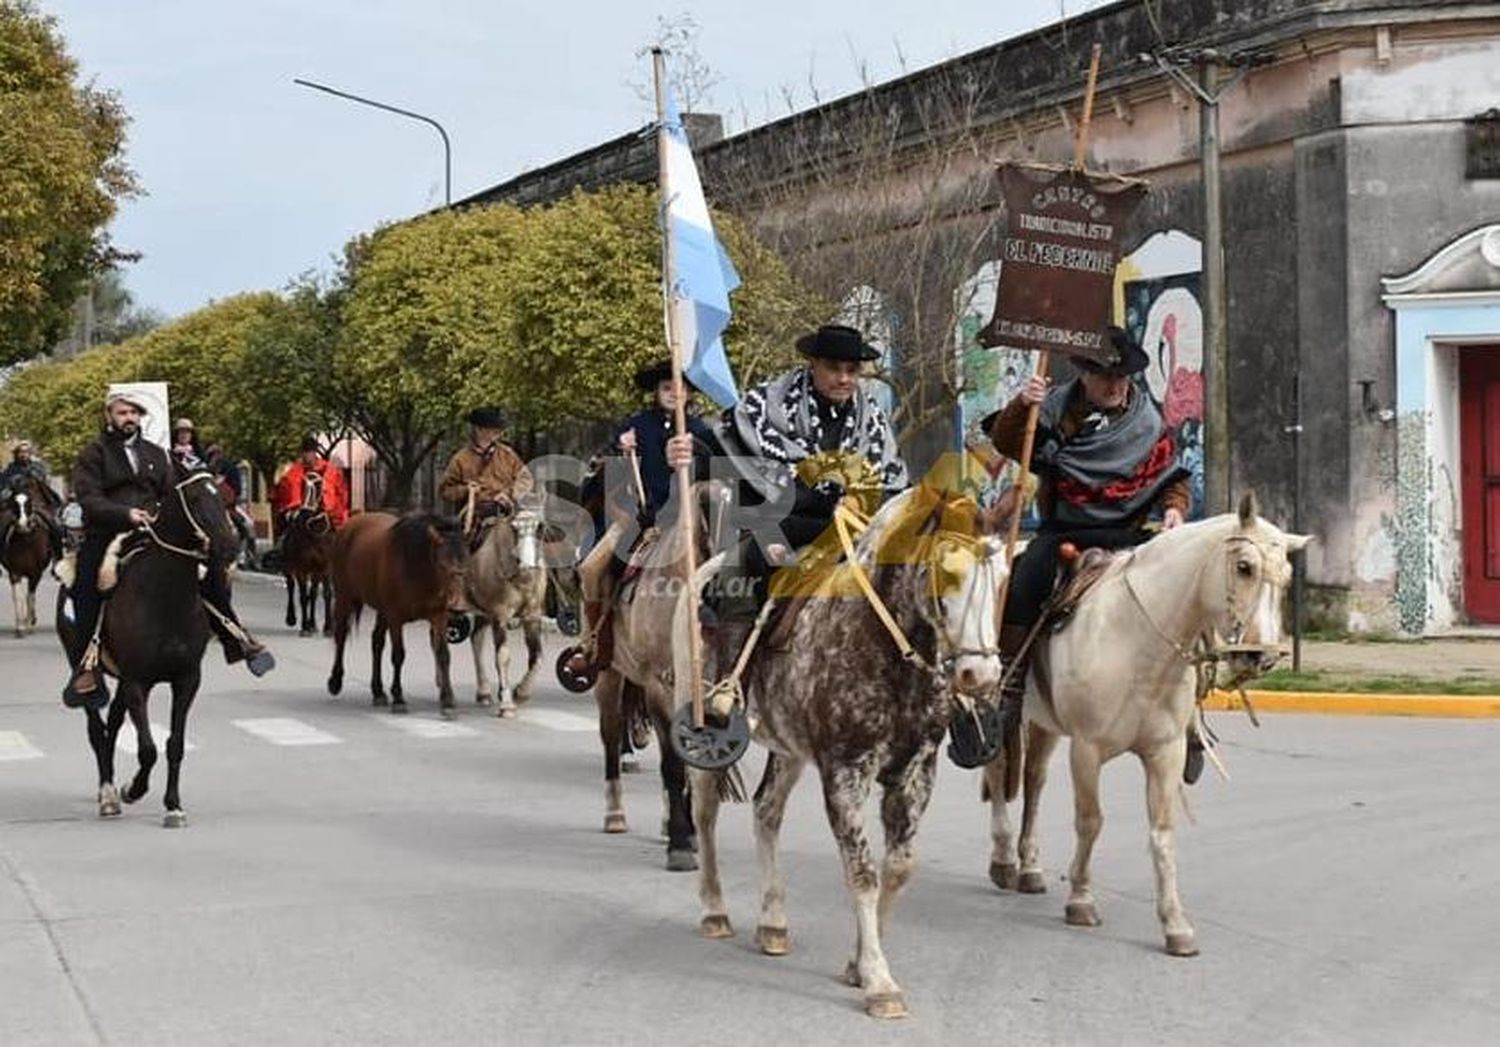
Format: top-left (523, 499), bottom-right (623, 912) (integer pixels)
top-left (670, 550), bottom-right (728, 714)
top-left (1002, 719), bottom-right (1025, 803)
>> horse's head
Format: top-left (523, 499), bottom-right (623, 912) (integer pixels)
top-left (395, 513), bottom-right (468, 608)
top-left (162, 469), bottom-right (240, 564)
top-left (1205, 492), bottom-right (1312, 681)
top-left (4, 486), bottom-right (34, 534)
top-left (870, 488), bottom-right (1008, 698)
top-left (509, 504), bottom-right (543, 570)
top-left (301, 470), bottom-right (324, 513)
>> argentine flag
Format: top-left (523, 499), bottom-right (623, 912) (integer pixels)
top-left (661, 91), bottom-right (741, 409)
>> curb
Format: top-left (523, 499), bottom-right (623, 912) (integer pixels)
top-left (1204, 689), bottom-right (1500, 719)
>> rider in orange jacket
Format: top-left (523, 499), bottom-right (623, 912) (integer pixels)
top-left (271, 438), bottom-right (349, 528)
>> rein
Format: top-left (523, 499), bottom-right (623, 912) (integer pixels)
top-left (142, 474), bottom-right (219, 562)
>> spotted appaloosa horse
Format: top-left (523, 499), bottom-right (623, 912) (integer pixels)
top-left (982, 493), bottom-right (1308, 958)
top-left (2, 476), bottom-right (53, 637)
top-left (327, 512), bottom-right (467, 716)
top-left (464, 504), bottom-right (547, 718)
top-left (680, 486), bottom-right (1007, 1019)
top-left (281, 470), bottom-right (333, 636)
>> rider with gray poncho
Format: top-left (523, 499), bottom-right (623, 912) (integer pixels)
top-left (986, 326), bottom-right (1204, 779)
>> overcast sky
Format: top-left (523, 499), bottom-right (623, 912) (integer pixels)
top-left (45, 0), bottom-right (1109, 316)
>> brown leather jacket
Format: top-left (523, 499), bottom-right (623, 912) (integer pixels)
top-left (439, 440), bottom-right (533, 511)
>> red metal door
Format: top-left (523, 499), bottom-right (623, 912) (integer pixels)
top-left (1460, 348), bottom-right (1500, 623)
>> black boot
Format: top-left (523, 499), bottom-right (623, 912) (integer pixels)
top-left (1183, 724), bottom-right (1206, 785)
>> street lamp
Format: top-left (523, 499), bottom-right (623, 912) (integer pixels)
top-left (292, 77), bottom-right (452, 206)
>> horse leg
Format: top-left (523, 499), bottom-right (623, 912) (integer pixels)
top-left (9, 577), bottom-right (24, 637)
top-left (1064, 739), bottom-right (1105, 929)
top-left (512, 617), bottom-right (543, 706)
top-left (162, 668), bottom-right (200, 828)
top-left (26, 574), bottom-right (38, 631)
top-left (689, 766), bottom-right (732, 939)
top-left (595, 672), bottom-right (627, 833)
top-left (1016, 722), bottom-right (1060, 894)
top-left (493, 617), bottom-right (516, 719)
top-left (657, 707), bottom-right (697, 873)
top-left (429, 619), bottom-right (454, 719)
top-left (982, 756), bottom-right (1018, 890)
top-left (469, 617), bottom-right (493, 705)
top-left (386, 620), bottom-right (406, 712)
top-left (753, 752), bottom-right (805, 956)
top-left (121, 694), bottom-right (159, 805)
top-left (328, 594), bottom-right (354, 695)
top-left (370, 614), bottom-right (388, 706)
top-left (88, 702), bottom-right (124, 818)
top-left (823, 761), bottom-right (905, 1018)
top-left (875, 752), bottom-right (939, 943)
top-left (1144, 736), bottom-right (1198, 956)
top-left (299, 576), bottom-right (315, 637)
top-left (321, 578), bottom-right (334, 637)
top-left (284, 570), bottom-right (297, 627)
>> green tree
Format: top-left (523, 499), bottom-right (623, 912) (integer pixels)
top-left (0, 341), bottom-right (145, 469)
top-left (0, 0), bottom-right (137, 364)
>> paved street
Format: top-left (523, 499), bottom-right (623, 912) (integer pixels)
top-left (2, 577), bottom-right (1499, 1045)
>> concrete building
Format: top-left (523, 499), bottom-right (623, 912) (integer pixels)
top-left (464, 0), bottom-right (1500, 634)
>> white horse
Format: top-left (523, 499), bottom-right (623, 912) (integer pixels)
top-left (983, 493), bottom-right (1308, 957)
top-left (465, 506), bottom-right (547, 718)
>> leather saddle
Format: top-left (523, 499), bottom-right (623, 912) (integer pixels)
top-left (1044, 546), bottom-right (1122, 632)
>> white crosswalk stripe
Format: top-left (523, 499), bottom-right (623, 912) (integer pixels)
top-left (375, 717), bottom-right (479, 739)
top-left (116, 721), bottom-right (196, 752)
top-left (231, 717), bottom-right (342, 747)
top-left (519, 708), bottom-right (597, 733)
top-left (0, 730), bottom-right (44, 762)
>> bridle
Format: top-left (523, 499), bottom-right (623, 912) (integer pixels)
top-left (142, 472), bottom-right (223, 561)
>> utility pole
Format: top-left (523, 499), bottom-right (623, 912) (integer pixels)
top-left (1148, 47), bottom-right (1272, 514)
top-left (292, 78), bottom-right (453, 206)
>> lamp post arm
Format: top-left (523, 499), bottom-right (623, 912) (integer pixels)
top-left (292, 78), bottom-right (451, 204)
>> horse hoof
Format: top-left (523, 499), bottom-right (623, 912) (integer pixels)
top-left (1017, 871), bottom-right (1048, 894)
top-left (666, 848), bottom-right (698, 873)
top-left (298, 628), bottom-right (313, 638)
top-left (162, 810), bottom-right (188, 829)
top-left (755, 926), bottom-right (791, 956)
top-left (1165, 933), bottom-right (1200, 957)
top-left (864, 992), bottom-right (908, 1020)
top-left (699, 914), bottom-right (734, 939)
top-left (390, 703), bottom-right (408, 715)
top-left (98, 786), bottom-right (121, 818)
top-left (122, 784), bottom-right (146, 805)
top-left (844, 961), bottom-right (862, 988)
top-left (327, 676), bottom-right (343, 696)
top-left (475, 693), bottom-right (493, 706)
top-left (439, 706), bottom-right (456, 721)
top-left (603, 813), bottom-right (628, 834)
top-left (1065, 902), bottom-right (1101, 927)
top-left (497, 706), bottom-right (517, 720)
top-left (989, 861), bottom-right (1020, 891)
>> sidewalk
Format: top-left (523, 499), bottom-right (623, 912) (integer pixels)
top-left (1208, 635), bottom-right (1500, 718)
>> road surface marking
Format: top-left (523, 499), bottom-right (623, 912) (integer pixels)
top-left (375, 717), bottom-right (480, 739)
top-left (116, 721), bottom-right (196, 752)
top-left (520, 708), bottom-right (597, 733)
top-left (0, 730), bottom-right (44, 761)
top-left (231, 717), bottom-right (342, 746)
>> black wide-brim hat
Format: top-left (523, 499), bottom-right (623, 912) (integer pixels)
top-left (1073, 326), bottom-right (1149, 377)
top-left (466, 407), bottom-right (508, 429)
top-left (633, 360), bottom-right (697, 392)
top-left (795, 324), bottom-right (881, 363)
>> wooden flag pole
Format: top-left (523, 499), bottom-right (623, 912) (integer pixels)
top-left (653, 47), bottom-right (709, 728)
top-left (996, 42), bottom-right (1103, 615)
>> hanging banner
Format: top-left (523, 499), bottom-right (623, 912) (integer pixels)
top-left (980, 164), bottom-right (1147, 364)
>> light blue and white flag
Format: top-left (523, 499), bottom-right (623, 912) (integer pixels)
top-left (660, 91), bottom-right (741, 409)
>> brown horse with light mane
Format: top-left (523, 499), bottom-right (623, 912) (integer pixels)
top-left (327, 512), bottom-right (467, 716)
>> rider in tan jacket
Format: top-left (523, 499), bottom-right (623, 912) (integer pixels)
top-left (439, 408), bottom-right (534, 521)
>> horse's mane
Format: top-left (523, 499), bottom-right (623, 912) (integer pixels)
top-left (392, 512), bottom-right (461, 575)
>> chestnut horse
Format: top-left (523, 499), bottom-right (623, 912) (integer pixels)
top-left (280, 470), bottom-right (333, 637)
top-left (327, 512), bottom-right (467, 716)
top-left (2, 476), bottom-right (53, 637)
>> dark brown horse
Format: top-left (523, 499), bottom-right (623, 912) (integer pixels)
top-left (327, 512), bottom-right (467, 716)
top-left (281, 470), bottom-right (333, 636)
top-left (57, 468), bottom-right (240, 826)
top-left (2, 475), bottom-right (53, 637)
